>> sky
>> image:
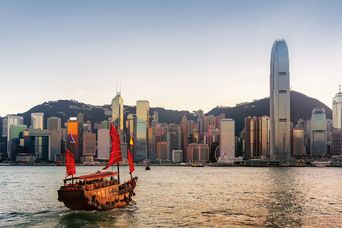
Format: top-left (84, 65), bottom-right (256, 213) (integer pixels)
top-left (0, 0), bottom-right (342, 116)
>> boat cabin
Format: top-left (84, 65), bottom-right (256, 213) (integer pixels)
top-left (61, 171), bottom-right (119, 191)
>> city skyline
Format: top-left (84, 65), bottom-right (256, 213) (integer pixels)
top-left (1, 0), bottom-right (342, 116)
top-left (2, 36), bottom-right (342, 164)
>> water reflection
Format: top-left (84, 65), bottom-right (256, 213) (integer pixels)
top-left (264, 168), bottom-right (303, 227)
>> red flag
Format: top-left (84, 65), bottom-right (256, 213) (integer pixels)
top-left (127, 149), bottom-right (135, 174)
top-left (65, 148), bottom-right (76, 176)
top-left (103, 123), bottom-right (122, 170)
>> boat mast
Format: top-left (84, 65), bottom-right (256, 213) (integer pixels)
top-left (117, 163), bottom-right (120, 182)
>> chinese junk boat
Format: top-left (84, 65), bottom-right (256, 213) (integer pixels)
top-left (58, 123), bottom-right (137, 211)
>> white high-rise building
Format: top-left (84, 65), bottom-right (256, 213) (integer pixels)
top-left (332, 86), bottom-right (342, 155)
top-left (270, 39), bottom-right (291, 161)
top-left (31, 113), bottom-right (44, 129)
top-left (219, 119), bottom-right (235, 163)
top-left (111, 92), bottom-right (124, 131)
top-left (332, 86), bottom-right (342, 129)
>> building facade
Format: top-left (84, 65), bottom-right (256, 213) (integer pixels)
top-left (219, 119), bottom-right (235, 162)
top-left (97, 128), bottom-right (110, 160)
top-left (172, 150), bottom-right (183, 163)
top-left (47, 117), bottom-right (61, 130)
top-left (292, 127), bottom-right (305, 158)
top-left (258, 116), bottom-right (270, 158)
top-left (31, 113), bottom-right (44, 129)
top-left (135, 100), bottom-right (150, 162)
top-left (310, 107), bottom-right (328, 157)
top-left (168, 124), bottom-right (182, 160)
top-left (111, 92), bottom-right (124, 131)
top-left (4, 115), bottom-right (24, 159)
top-left (244, 116), bottom-right (258, 160)
top-left (332, 87), bottom-right (342, 155)
top-left (270, 39), bottom-right (291, 161)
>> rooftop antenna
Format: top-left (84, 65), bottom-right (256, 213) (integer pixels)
top-left (119, 81), bottom-right (121, 95)
top-left (339, 84), bottom-right (341, 93)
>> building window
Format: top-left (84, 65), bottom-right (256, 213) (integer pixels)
top-left (279, 90), bottom-right (287, 93)
top-left (279, 118), bottom-right (287, 122)
top-left (279, 72), bottom-right (287, 75)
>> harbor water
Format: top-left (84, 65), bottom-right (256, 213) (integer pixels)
top-left (0, 166), bottom-right (342, 227)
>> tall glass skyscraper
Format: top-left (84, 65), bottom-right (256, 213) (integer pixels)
top-left (111, 92), bottom-right (124, 131)
top-left (270, 39), bottom-right (291, 161)
top-left (310, 107), bottom-right (327, 157)
top-left (135, 100), bottom-right (150, 162)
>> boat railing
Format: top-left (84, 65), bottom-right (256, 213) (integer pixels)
top-left (62, 179), bottom-right (119, 191)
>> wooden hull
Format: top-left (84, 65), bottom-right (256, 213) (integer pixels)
top-left (58, 177), bottom-right (137, 211)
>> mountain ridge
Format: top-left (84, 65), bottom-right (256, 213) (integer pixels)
top-left (0, 91), bottom-right (332, 135)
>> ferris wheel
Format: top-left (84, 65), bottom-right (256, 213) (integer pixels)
top-left (214, 145), bottom-right (222, 161)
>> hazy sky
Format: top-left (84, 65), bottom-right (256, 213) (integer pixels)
top-left (1, 0), bottom-right (342, 116)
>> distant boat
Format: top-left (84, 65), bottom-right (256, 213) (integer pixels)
top-left (192, 162), bottom-right (204, 167)
top-left (312, 161), bottom-right (331, 167)
top-left (278, 162), bottom-right (290, 167)
top-left (57, 123), bottom-right (138, 211)
top-left (330, 161), bottom-right (342, 167)
top-left (145, 160), bottom-right (151, 170)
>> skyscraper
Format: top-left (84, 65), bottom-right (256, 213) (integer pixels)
top-left (180, 115), bottom-right (189, 161)
top-left (258, 116), bottom-right (270, 158)
top-left (147, 126), bottom-right (156, 161)
top-left (310, 107), bottom-right (327, 158)
top-left (111, 92), bottom-right (124, 131)
top-left (135, 100), bottom-right (150, 162)
top-left (270, 39), bottom-right (291, 161)
top-left (136, 100), bottom-right (150, 127)
top-left (31, 113), bottom-right (44, 129)
top-left (82, 132), bottom-right (96, 162)
top-left (292, 127), bottom-right (305, 158)
top-left (4, 115), bottom-right (24, 159)
top-left (168, 124), bottom-right (182, 160)
top-left (332, 86), bottom-right (342, 155)
top-left (156, 141), bottom-right (168, 161)
top-left (47, 117), bottom-right (62, 161)
top-left (219, 119), bottom-right (235, 162)
top-left (67, 119), bottom-right (80, 162)
top-left (47, 117), bottom-right (61, 130)
top-left (244, 116), bottom-right (258, 160)
top-left (126, 113), bottom-right (135, 149)
top-left (332, 86), bottom-right (342, 128)
top-left (97, 128), bottom-right (110, 160)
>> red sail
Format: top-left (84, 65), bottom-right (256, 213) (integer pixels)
top-left (127, 149), bottom-right (135, 174)
top-left (103, 123), bottom-right (122, 170)
top-left (65, 148), bottom-right (76, 176)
